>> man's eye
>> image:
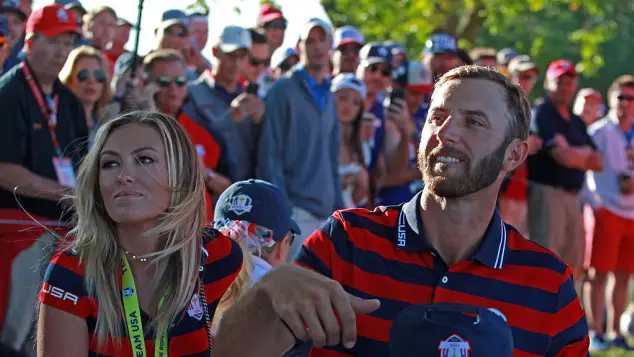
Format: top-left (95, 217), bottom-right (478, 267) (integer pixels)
top-left (467, 118), bottom-right (484, 126)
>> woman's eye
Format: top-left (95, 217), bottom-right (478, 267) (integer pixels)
top-left (137, 156), bottom-right (155, 165)
top-left (467, 118), bottom-right (483, 126)
top-left (100, 160), bottom-right (118, 169)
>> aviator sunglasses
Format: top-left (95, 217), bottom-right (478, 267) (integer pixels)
top-left (155, 76), bottom-right (188, 88)
top-left (76, 68), bottom-right (107, 83)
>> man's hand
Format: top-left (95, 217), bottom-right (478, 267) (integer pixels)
top-left (230, 93), bottom-right (265, 123)
top-left (386, 98), bottom-right (409, 132)
top-left (554, 133), bottom-right (569, 149)
top-left (527, 134), bottom-right (543, 155)
top-left (258, 264), bottom-right (380, 348)
top-left (360, 113), bottom-right (378, 142)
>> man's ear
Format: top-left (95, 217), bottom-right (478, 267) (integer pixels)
top-left (503, 139), bottom-right (528, 173)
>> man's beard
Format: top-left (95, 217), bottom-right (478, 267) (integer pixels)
top-left (418, 139), bottom-right (510, 198)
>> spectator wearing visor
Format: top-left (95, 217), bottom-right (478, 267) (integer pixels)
top-left (256, 4), bottom-right (286, 53)
top-left (470, 47), bottom-right (497, 68)
top-left (0, 3), bottom-right (87, 350)
top-left (377, 61), bottom-right (432, 206)
top-left (270, 46), bottom-right (298, 78)
top-left (1, 0), bottom-right (27, 73)
top-left (528, 59), bottom-right (603, 281)
top-left (257, 18), bottom-right (342, 261)
top-left (421, 32), bottom-right (461, 81)
top-left (189, 25), bottom-right (263, 182)
top-left (332, 25), bottom-right (364, 76)
top-left (0, 14), bottom-right (9, 71)
top-left (496, 47), bottom-right (518, 78)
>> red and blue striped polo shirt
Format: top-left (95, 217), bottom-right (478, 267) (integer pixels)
top-left (294, 192), bottom-right (589, 357)
top-left (39, 228), bottom-right (242, 356)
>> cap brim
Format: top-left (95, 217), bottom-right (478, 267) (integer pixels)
top-left (1, 7), bottom-right (26, 20)
top-left (218, 43), bottom-right (249, 53)
top-left (159, 19), bottom-right (188, 30)
top-left (361, 57), bottom-right (389, 66)
top-left (289, 218), bottom-right (302, 235)
top-left (336, 38), bottom-right (363, 49)
top-left (259, 13), bottom-right (284, 24)
top-left (514, 63), bottom-right (538, 73)
top-left (548, 68), bottom-right (576, 79)
top-left (424, 48), bottom-right (457, 54)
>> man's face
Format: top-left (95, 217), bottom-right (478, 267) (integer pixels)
top-left (150, 59), bottom-right (188, 114)
top-left (513, 69), bottom-right (539, 96)
top-left (216, 48), bottom-right (248, 84)
top-left (332, 42), bottom-right (361, 74)
top-left (30, 32), bottom-right (75, 77)
top-left (419, 78), bottom-right (517, 198)
top-left (548, 73), bottom-right (577, 105)
top-left (362, 61), bottom-right (390, 96)
top-left (262, 19), bottom-right (285, 51)
top-left (299, 27), bottom-right (330, 71)
top-left (87, 11), bottom-right (117, 48)
top-left (114, 24), bottom-right (132, 47)
top-left (189, 20), bottom-right (208, 50)
top-left (425, 52), bottom-right (461, 80)
top-left (243, 42), bottom-right (269, 82)
top-left (2, 12), bottom-right (24, 47)
top-left (612, 85), bottom-right (634, 121)
top-left (159, 24), bottom-right (188, 53)
top-left (405, 87), bottom-right (425, 115)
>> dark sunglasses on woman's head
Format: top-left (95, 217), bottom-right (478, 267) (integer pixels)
top-left (263, 19), bottom-right (287, 30)
top-left (77, 68), bottom-right (107, 83)
top-left (368, 63), bottom-right (392, 77)
top-left (249, 55), bottom-right (268, 67)
top-left (155, 76), bottom-right (188, 88)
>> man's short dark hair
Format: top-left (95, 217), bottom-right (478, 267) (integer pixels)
top-left (435, 65), bottom-right (531, 141)
top-left (608, 74), bottom-right (634, 98)
top-left (249, 28), bottom-right (268, 45)
top-left (143, 49), bottom-right (185, 76)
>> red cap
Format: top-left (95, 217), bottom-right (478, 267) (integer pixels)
top-left (546, 59), bottom-right (577, 79)
top-left (257, 4), bottom-right (284, 25)
top-left (26, 4), bottom-right (79, 38)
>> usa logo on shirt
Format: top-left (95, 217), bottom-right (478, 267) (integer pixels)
top-left (438, 334), bottom-right (471, 357)
top-left (187, 293), bottom-right (204, 321)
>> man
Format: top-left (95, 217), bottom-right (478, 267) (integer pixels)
top-left (332, 25), bottom-right (364, 75)
top-left (1, 0), bottom-right (26, 73)
top-left (257, 19), bottom-right (342, 261)
top-left (584, 75), bottom-right (634, 351)
top-left (143, 49), bottom-right (232, 223)
top-left (256, 3), bottom-right (286, 53)
top-left (0, 14), bottom-right (9, 70)
top-left (104, 17), bottom-right (133, 74)
top-left (81, 6), bottom-right (117, 50)
top-left (498, 54), bottom-right (542, 236)
top-left (470, 47), bottom-right (497, 68)
top-left (241, 28), bottom-right (272, 96)
top-left (153, 9), bottom-right (189, 54)
top-left (0, 3), bottom-right (87, 353)
top-left (217, 65), bottom-right (590, 357)
top-left (528, 59), bottom-right (603, 278)
top-left (421, 33), bottom-right (461, 81)
top-left (189, 25), bottom-right (264, 182)
top-left (215, 179), bottom-right (301, 284)
top-left (187, 7), bottom-right (208, 51)
top-left (270, 46), bottom-right (299, 78)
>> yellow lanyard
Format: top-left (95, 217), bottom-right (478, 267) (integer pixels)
top-left (120, 252), bottom-right (168, 357)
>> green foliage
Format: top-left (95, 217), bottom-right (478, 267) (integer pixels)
top-left (323, 0), bottom-right (634, 98)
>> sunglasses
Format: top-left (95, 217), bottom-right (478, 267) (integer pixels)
top-left (249, 55), bottom-right (268, 67)
top-left (617, 94), bottom-right (634, 102)
top-left (263, 19), bottom-right (287, 30)
top-left (368, 63), bottom-right (392, 77)
top-left (76, 68), bottom-right (107, 83)
top-left (338, 44), bottom-right (362, 55)
top-left (155, 75), bottom-right (188, 88)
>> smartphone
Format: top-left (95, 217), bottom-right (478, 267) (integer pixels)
top-left (246, 82), bottom-right (260, 95)
top-left (384, 87), bottom-right (405, 111)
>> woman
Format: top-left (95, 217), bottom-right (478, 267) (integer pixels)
top-left (59, 45), bottom-right (112, 144)
top-left (331, 73), bottom-right (371, 208)
top-left (37, 111), bottom-right (243, 356)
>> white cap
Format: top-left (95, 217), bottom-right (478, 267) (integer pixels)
top-left (405, 61), bottom-right (433, 92)
top-left (331, 73), bottom-right (367, 101)
top-left (270, 47), bottom-right (298, 69)
top-left (298, 18), bottom-right (332, 41)
top-left (333, 25), bottom-right (365, 49)
top-left (213, 25), bottom-right (251, 53)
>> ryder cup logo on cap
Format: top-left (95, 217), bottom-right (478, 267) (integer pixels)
top-left (439, 334), bottom-right (471, 357)
top-left (57, 8), bottom-right (69, 22)
top-left (424, 33), bottom-right (457, 54)
top-left (229, 194), bottom-right (253, 215)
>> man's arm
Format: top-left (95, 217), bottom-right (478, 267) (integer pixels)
top-left (256, 84), bottom-right (288, 196)
top-left (547, 267), bottom-right (590, 356)
top-left (0, 163), bottom-right (72, 203)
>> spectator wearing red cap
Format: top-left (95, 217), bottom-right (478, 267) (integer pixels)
top-left (527, 59), bottom-right (603, 282)
top-left (332, 25), bottom-right (365, 75)
top-left (0, 3), bottom-right (88, 353)
top-left (256, 4), bottom-right (286, 53)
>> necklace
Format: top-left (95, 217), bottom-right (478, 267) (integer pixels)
top-left (124, 250), bottom-right (148, 262)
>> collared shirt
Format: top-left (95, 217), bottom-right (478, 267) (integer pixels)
top-left (211, 80), bottom-right (243, 106)
top-left (528, 98), bottom-right (596, 191)
top-left (293, 192), bottom-right (589, 357)
top-left (298, 67), bottom-right (330, 112)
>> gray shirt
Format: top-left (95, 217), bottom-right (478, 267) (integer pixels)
top-left (257, 67), bottom-right (343, 218)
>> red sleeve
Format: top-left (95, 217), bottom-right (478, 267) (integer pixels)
top-left (39, 252), bottom-right (93, 319)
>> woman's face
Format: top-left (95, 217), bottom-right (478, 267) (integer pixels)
top-left (71, 56), bottom-right (106, 106)
top-left (99, 123), bottom-right (172, 225)
top-left (335, 88), bottom-right (363, 125)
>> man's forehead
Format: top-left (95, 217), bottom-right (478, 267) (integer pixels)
top-left (430, 78), bottom-right (506, 111)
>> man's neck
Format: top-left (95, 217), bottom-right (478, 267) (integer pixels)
top-left (304, 63), bottom-right (325, 84)
top-left (26, 55), bottom-right (55, 95)
top-left (213, 71), bottom-right (238, 93)
top-left (419, 187), bottom-right (498, 266)
top-left (551, 98), bottom-right (570, 120)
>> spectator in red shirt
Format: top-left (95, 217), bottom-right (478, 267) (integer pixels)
top-left (81, 6), bottom-right (116, 51)
top-left (256, 4), bottom-right (286, 53)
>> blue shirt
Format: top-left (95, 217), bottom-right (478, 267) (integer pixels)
top-left (528, 98), bottom-right (596, 191)
top-left (298, 68), bottom-right (330, 112)
top-left (368, 100), bottom-right (385, 171)
top-left (211, 81), bottom-right (243, 106)
top-left (3, 35), bottom-right (24, 74)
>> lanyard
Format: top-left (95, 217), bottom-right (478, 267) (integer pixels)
top-left (20, 62), bottom-right (62, 157)
top-left (120, 252), bottom-right (168, 357)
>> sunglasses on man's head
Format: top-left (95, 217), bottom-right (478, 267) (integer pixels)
top-left (77, 68), bottom-right (107, 83)
top-left (368, 63), bottom-right (392, 77)
top-left (263, 19), bottom-right (287, 30)
top-left (155, 76), bottom-right (188, 88)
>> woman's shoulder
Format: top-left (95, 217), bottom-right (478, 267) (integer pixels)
top-left (47, 248), bottom-right (86, 278)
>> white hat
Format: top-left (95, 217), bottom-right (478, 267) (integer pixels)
top-left (405, 61), bottom-right (433, 93)
top-left (333, 25), bottom-right (365, 49)
top-left (213, 25), bottom-right (251, 53)
top-left (298, 18), bottom-right (332, 41)
top-left (331, 73), bottom-right (367, 101)
top-left (270, 47), bottom-right (299, 69)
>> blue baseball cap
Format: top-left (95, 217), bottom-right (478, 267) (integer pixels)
top-left (1, 0), bottom-right (26, 20)
top-left (214, 179), bottom-right (301, 242)
top-left (359, 41), bottom-right (392, 67)
top-left (389, 303), bottom-right (514, 357)
top-left (0, 14), bottom-right (9, 38)
top-left (423, 33), bottom-right (458, 54)
top-left (158, 9), bottom-right (189, 31)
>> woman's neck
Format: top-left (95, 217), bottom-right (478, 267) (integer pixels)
top-left (83, 103), bottom-right (95, 128)
top-left (116, 222), bottom-right (164, 257)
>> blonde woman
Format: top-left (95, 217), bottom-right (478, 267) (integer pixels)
top-left (59, 45), bottom-right (112, 142)
top-left (37, 111), bottom-right (243, 355)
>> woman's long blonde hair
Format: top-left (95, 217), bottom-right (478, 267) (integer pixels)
top-left (67, 111), bottom-right (207, 346)
top-left (59, 45), bottom-right (112, 119)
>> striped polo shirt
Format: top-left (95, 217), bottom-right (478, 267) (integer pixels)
top-left (39, 228), bottom-right (242, 356)
top-left (294, 192), bottom-right (589, 357)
